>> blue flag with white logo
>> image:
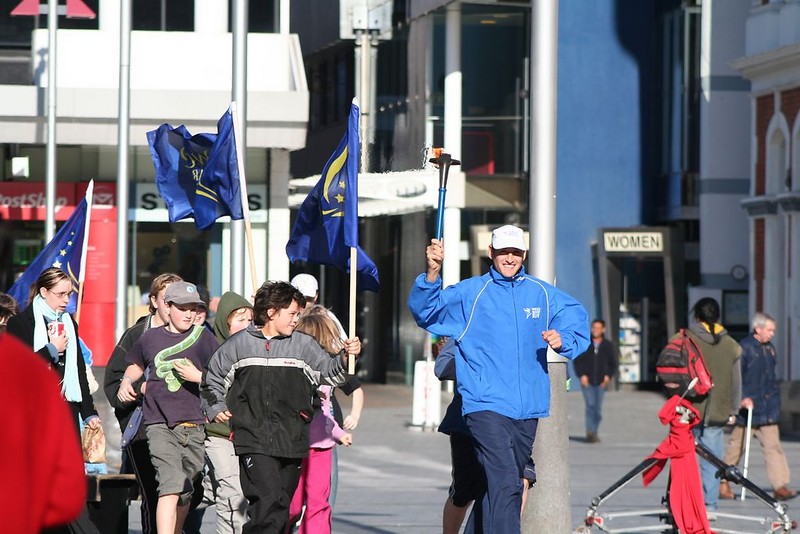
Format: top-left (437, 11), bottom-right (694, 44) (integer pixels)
top-left (286, 102), bottom-right (380, 292)
top-left (147, 107), bottom-right (244, 231)
top-left (6, 196), bottom-right (88, 313)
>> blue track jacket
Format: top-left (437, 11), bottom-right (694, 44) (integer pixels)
top-left (408, 265), bottom-right (590, 420)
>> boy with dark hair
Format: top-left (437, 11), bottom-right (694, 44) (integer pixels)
top-left (201, 281), bottom-right (361, 534)
top-left (117, 281), bottom-right (219, 534)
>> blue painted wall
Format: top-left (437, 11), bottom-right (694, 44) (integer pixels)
top-left (555, 0), bottom-right (659, 316)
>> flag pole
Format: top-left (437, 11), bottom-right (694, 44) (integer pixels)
top-left (230, 101), bottom-right (259, 295)
top-left (75, 180), bottom-right (94, 323)
top-left (348, 247), bottom-right (357, 374)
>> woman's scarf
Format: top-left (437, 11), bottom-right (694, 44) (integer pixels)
top-left (32, 295), bottom-right (82, 402)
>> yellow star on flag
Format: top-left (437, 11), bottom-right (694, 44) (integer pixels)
top-left (60, 249), bottom-right (67, 256)
top-left (335, 193), bottom-right (344, 203)
top-left (53, 260), bottom-right (62, 268)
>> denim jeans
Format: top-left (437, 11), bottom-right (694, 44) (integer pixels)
top-left (581, 385), bottom-right (605, 434)
top-left (694, 424), bottom-right (723, 511)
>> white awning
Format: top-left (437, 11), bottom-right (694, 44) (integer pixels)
top-left (289, 168), bottom-right (515, 217)
top-left (289, 169), bottom-right (440, 218)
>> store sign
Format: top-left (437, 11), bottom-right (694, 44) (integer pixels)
top-left (133, 183), bottom-right (268, 223)
top-left (0, 183), bottom-right (75, 221)
top-left (603, 231), bottom-right (663, 253)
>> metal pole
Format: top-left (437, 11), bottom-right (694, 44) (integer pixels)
top-left (524, 1), bottom-right (570, 532)
top-left (230, 0), bottom-right (247, 294)
top-left (114, 0), bottom-right (131, 341)
top-left (45, 0), bottom-right (58, 242)
top-left (356, 31), bottom-right (370, 172)
top-left (442, 2), bottom-right (462, 290)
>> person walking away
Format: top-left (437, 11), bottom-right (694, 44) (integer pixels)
top-left (117, 281), bottom-right (219, 534)
top-left (720, 312), bottom-right (797, 501)
top-left (434, 338), bottom-right (487, 534)
top-left (201, 281), bottom-right (361, 534)
top-left (1, 333), bottom-right (87, 534)
top-left (288, 311), bottom-right (355, 533)
top-left (573, 319), bottom-right (618, 443)
top-left (680, 297), bottom-right (743, 514)
top-left (408, 224), bottom-right (590, 533)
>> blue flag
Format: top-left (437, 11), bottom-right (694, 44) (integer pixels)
top-left (147, 107), bottom-right (244, 231)
top-left (286, 103), bottom-right (380, 292)
top-left (6, 196), bottom-right (89, 313)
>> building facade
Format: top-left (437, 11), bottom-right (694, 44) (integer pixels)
top-left (735, 0), bottom-right (800, 386)
top-left (0, 0), bottom-right (308, 361)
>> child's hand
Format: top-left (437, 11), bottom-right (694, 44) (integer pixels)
top-left (339, 433), bottom-right (353, 447)
top-left (214, 410), bottom-right (232, 423)
top-left (343, 337), bottom-right (361, 357)
top-left (117, 379), bottom-right (137, 403)
top-left (173, 358), bottom-right (202, 383)
top-left (343, 414), bottom-right (359, 430)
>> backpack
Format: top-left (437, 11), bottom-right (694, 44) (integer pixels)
top-left (655, 328), bottom-right (713, 400)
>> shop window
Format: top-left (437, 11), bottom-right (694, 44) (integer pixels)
top-left (133, 0), bottom-right (194, 32)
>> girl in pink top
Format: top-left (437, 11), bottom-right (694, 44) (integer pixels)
top-left (289, 312), bottom-right (353, 533)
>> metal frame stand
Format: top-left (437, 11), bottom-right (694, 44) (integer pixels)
top-left (577, 440), bottom-right (795, 534)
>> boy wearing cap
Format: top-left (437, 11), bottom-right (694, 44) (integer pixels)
top-left (408, 224), bottom-right (590, 533)
top-left (117, 281), bottom-right (220, 534)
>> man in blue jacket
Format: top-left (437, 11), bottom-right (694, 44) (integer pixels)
top-left (408, 224), bottom-right (590, 533)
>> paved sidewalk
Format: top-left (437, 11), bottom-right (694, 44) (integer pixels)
top-left (110, 379), bottom-right (800, 533)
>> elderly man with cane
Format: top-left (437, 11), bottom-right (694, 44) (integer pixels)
top-left (720, 312), bottom-right (797, 501)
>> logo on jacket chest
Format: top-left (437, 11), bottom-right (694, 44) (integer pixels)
top-left (523, 307), bottom-right (541, 319)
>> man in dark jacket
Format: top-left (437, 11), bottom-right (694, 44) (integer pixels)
top-left (721, 312), bottom-right (797, 501)
top-left (573, 319), bottom-right (618, 443)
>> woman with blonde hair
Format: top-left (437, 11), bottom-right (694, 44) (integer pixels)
top-left (7, 267), bottom-right (99, 431)
top-left (288, 309), bottom-right (353, 533)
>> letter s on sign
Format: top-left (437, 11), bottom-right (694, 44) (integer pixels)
top-left (141, 192), bottom-right (158, 210)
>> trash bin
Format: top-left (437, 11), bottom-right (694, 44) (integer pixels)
top-left (86, 474), bottom-right (139, 534)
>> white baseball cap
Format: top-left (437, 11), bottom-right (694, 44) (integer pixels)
top-left (491, 225), bottom-right (528, 251)
top-left (291, 274), bottom-right (319, 298)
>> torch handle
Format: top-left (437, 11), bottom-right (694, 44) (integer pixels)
top-left (435, 188), bottom-right (447, 240)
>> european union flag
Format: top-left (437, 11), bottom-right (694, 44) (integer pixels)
top-left (6, 195), bottom-right (89, 313)
top-left (147, 107), bottom-right (244, 231)
top-left (286, 102), bottom-right (380, 292)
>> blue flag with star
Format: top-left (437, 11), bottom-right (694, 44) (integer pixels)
top-left (6, 196), bottom-right (88, 313)
top-left (286, 102), bottom-right (380, 292)
top-left (147, 107), bottom-right (244, 231)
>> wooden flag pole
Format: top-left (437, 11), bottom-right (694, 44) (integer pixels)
top-left (75, 180), bottom-right (94, 324)
top-left (230, 101), bottom-right (259, 295)
top-left (348, 246), bottom-right (357, 375)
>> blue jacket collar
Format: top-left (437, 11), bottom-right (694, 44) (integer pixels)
top-left (489, 265), bottom-right (527, 284)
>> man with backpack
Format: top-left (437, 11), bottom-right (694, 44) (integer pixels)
top-left (674, 297), bottom-right (744, 515)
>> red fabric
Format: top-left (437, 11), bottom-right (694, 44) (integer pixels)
top-left (0, 334), bottom-right (86, 533)
top-left (642, 395), bottom-right (714, 534)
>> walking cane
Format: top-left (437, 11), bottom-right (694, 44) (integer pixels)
top-left (740, 406), bottom-right (754, 501)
